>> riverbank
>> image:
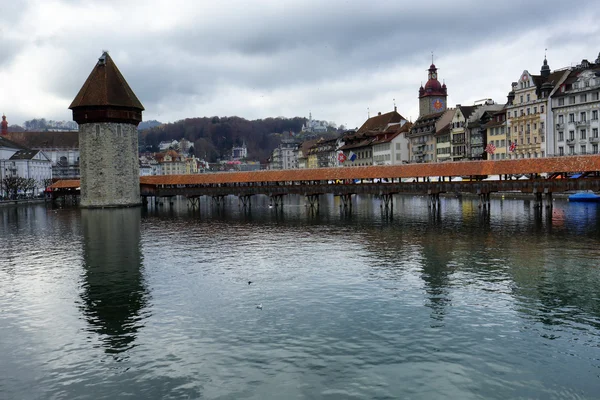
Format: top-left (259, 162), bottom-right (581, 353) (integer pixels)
top-left (0, 199), bottom-right (47, 208)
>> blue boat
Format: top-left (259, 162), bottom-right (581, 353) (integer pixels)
top-left (568, 192), bottom-right (600, 203)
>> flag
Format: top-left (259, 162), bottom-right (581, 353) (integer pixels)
top-left (348, 151), bottom-right (357, 162)
top-left (485, 142), bottom-right (496, 155)
top-left (509, 141), bottom-right (517, 152)
top-left (337, 151), bottom-right (347, 163)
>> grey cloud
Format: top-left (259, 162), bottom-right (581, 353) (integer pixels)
top-left (7, 0), bottom-right (600, 125)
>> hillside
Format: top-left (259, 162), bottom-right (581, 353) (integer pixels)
top-left (140, 116), bottom-right (319, 162)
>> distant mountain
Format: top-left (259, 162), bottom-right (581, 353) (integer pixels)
top-left (138, 120), bottom-right (163, 131)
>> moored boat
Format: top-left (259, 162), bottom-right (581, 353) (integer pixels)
top-left (568, 192), bottom-right (600, 203)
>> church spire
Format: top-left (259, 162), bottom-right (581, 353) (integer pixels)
top-left (541, 49), bottom-right (551, 78)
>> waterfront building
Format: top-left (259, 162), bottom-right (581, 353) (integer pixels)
top-left (296, 139), bottom-right (318, 169)
top-left (483, 109), bottom-right (509, 160)
top-left (432, 108), bottom-right (454, 162)
top-left (70, 51), bottom-right (144, 207)
top-left (340, 110), bottom-right (406, 166)
top-left (371, 122), bottom-right (412, 165)
top-left (506, 57), bottom-right (569, 159)
top-left (466, 102), bottom-right (505, 160)
top-left (270, 139), bottom-right (299, 170)
top-left (155, 150), bottom-right (186, 175)
top-left (449, 105), bottom-right (477, 161)
top-left (408, 63), bottom-right (448, 163)
top-left (550, 55), bottom-right (600, 156)
top-left (0, 134), bottom-right (52, 197)
top-left (312, 137), bottom-right (339, 168)
top-left (8, 150), bottom-right (52, 191)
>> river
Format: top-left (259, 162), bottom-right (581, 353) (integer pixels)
top-left (1, 194), bottom-right (599, 399)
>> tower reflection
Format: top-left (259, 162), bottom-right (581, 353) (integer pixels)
top-left (80, 208), bottom-right (149, 355)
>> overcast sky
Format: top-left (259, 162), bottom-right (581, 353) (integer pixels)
top-left (2, 0), bottom-right (599, 129)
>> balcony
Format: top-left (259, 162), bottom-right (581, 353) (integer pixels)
top-left (412, 149), bottom-right (424, 156)
top-left (452, 152), bottom-right (465, 157)
top-left (451, 138), bottom-right (465, 145)
top-left (566, 138), bottom-right (576, 145)
top-left (590, 137), bottom-right (600, 143)
top-left (556, 122), bottom-right (564, 129)
top-left (576, 120), bottom-right (589, 128)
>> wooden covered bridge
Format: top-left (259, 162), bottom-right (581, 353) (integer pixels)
top-left (49, 155), bottom-right (600, 209)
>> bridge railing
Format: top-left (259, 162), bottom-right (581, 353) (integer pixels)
top-left (140, 178), bottom-right (600, 199)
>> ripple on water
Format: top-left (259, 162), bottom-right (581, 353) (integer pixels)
top-left (1, 199), bottom-right (600, 399)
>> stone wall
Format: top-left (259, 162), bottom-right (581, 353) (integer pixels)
top-left (79, 122), bottom-right (140, 207)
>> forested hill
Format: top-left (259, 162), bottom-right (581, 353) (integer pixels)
top-left (139, 116), bottom-right (310, 162)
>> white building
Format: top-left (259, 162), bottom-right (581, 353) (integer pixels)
top-left (270, 140), bottom-right (299, 170)
top-left (301, 112), bottom-right (329, 133)
top-left (372, 122), bottom-right (412, 165)
top-left (6, 150), bottom-right (52, 195)
top-left (550, 55), bottom-right (600, 156)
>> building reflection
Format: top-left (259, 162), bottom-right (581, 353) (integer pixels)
top-left (80, 208), bottom-right (149, 355)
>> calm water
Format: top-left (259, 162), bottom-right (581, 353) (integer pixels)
top-left (1, 194), bottom-right (600, 399)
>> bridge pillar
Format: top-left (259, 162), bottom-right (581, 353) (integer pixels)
top-left (306, 194), bottom-right (319, 209)
top-left (187, 196), bottom-right (200, 208)
top-left (533, 192), bottom-right (543, 209)
top-left (339, 194), bottom-right (352, 210)
top-left (478, 193), bottom-right (491, 209)
top-left (269, 194), bottom-right (285, 208)
top-left (380, 193), bottom-right (393, 210)
top-left (544, 192), bottom-right (553, 210)
top-left (212, 195), bottom-right (227, 208)
top-left (238, 194), bottom-right (252, 208)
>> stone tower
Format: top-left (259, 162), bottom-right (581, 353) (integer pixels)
top-left (418, 63), bottom-right (448, 117)
top-left (69, 52), bottom-right (144, 208)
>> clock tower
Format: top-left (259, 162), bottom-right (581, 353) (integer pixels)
top-left (418, 63), bottom-right (448, 117)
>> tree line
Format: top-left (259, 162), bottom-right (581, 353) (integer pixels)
top-left (1, 177), bottom-right (53, 200)
top-left (139, 116), bottom-right (310, 162)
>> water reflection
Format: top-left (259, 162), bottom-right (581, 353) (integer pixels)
top-left (79, 208), bottom-right (149, 355)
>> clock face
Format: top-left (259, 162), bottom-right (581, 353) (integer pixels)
top-left (431, 72), bottom-right (437, 79)
top-left (432, 98), bottom-right (445, 111)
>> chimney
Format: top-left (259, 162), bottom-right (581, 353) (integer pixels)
top-left (378, 112), bottom-right (381, 116)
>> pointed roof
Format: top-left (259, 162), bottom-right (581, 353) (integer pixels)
top-left (357, 110), bottom-right (406, 134)
top-left (69, 52), bottom-right (144, 111)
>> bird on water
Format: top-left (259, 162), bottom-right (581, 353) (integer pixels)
top-left (256, 304), bottom-right (263, 310)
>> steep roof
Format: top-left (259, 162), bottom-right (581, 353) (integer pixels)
top-left (4, 131), bottom-right (79, 149)
top-left (357, 110), bottom-right (405, 134)
top-left (0, 135), bottom-right (27, 150)
top-left (459, 105), bottom-right (478, 120)
top-left (69, 52), bottom-right (144, 111)
top-left (9, 149), bottom-right (45, 160)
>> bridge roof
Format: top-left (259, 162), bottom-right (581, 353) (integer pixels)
top-left (48, 156), bottom-right (600, 190)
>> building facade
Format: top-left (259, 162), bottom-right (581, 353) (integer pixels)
top-left (506, 57), bottom-right (569, 159)
top-left (550, 56), bottom-right (600, 156)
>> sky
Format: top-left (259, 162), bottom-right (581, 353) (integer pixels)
top-left (1, 0), bottom-right (600, 129)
